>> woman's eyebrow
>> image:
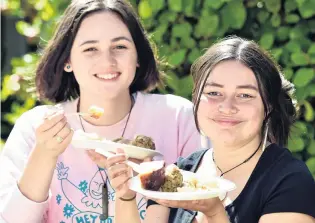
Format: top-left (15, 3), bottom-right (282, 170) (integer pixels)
top-left (236, 84), bottom-right (258, 91)
top-left (111, 36), bottom-right (133, 43)
top-left (79, 36), bottom-right (132, 47)
top-left (204, 82), bottom-right (258, 91)
top-left (79, 40), bottom-right (99, 46)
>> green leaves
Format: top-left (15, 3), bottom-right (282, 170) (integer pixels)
top-left (285, 14), bottom-right (300, 24)
top-left (298, 0), bottom-right (315, 19)
top-left (172, 23), bottom-right (192, 38)
top-left (148, 0), bottom-right (164, 13)
top-left (293, 68), bottom-right (314, 87)
top-left (138, 0), bottom-right (153, 19)
top-left (306, 158), bottom-right (315, 175)
top-left (291, 52), bottom-right (309, 66)
top-left (165, 71), bottom-right (193, 98)
top-left (260, 33), bottom-right (274, 49)
top-left (222, 1), bottom-right (246, 29)
top-left (303, 101), bottom-right (315, 122)
top-left (285, 0), bottom-right (298, 13)
top-left (188, 48), bottom-right (202, 64)
top-left (16, 21), bottom-right (40, 37)
top-left (288, 137), bottom-right (305, 152)
top-left (168, 49), bottom-right (187, 66)
top-left (307, 140), bottom-right (315, 156)
top-left (194, 14), bottom-right (219, 38)
top-left (168, 0), bottom-right (182, 12)
top-left (264, 0), bottom-right (281, 13)
top-left (205, 0), bottom-right (224, 10)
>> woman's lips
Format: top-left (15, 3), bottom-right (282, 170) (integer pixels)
top-left (212, 119), bottom-right (242, 126)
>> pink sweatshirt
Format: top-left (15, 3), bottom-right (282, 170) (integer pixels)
top-left (0, 92), bottom-right (208, 223)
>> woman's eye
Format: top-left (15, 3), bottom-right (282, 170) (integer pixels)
top-left (238, 94), bottom-right (253, 98)
top-left (83, 47), bottom-right (97, 52)
top-left (114, 45), bottom-right (127, 50)
top-left (206, 92), bottom-right (221, 96)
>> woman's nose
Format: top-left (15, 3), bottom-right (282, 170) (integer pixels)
top-left (218, 98), bottom-right (238, 114)
top-left (96, 50), bottom-right (117, 68)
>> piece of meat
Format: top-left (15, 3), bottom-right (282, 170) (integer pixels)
top-left (139, 167), bottom-right (166, 191)
top-left (139, 163), bottom-right (184, 192)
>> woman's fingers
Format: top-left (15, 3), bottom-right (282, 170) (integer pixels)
top-left (151, 199), bottom-right (192, 210)
top-left (37, 111), bottom-right (65, 133)
top-left (108, 163), bottom-right (129, 179)
top-left (116, 148), bottom-right (125, 154)
top-left (106, 153), bottom-right (127, 168)
top-left (149, 197), bottom-right (222, 216)
top-left (59, 128), bottom-right (74, 148)
top-left (110, 171), bottom-right (132, 190)
top-left (49, 117), bottom-right (68, 137)
top-left (86, 150), bottom-right (108, 168)
top-left (54, 123), bottom-right (72, 142)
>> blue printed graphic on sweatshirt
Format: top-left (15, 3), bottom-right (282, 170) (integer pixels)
top-left (55, 162), bottom-right (147, 222)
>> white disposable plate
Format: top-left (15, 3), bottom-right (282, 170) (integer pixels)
top-left (129, 170), bottom-right (236, 200)
top-left (71, 131), bottom-right (163, 160)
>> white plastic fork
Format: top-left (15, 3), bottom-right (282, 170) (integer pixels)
top-left (65, 112), bottom-right (92, 118)
top-left (94, 149), bottom-right (143, 173)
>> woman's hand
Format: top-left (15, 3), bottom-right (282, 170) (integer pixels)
top-left (106, 148), bottom-right (136, 199)
top-left (34, 109), bottom-right (73, 159)
top-left (17, 108), bottom-right (74, 202)
top-left (87, 149), bottom-right (150, 169)
top-left (86, 150), bottom-right (109, 169)
top-left (149, 197), bottom-right (225, 218)
top-left (87, 148), bottom-right (153, 198)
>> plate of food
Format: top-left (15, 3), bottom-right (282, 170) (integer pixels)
top-left (71, 129), bottom-right (163, 160)
top-left (129, 162), bottom-right (236, 200)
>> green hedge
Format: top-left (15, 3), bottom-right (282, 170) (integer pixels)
top-left (1, 0), bottom-right (315, 176)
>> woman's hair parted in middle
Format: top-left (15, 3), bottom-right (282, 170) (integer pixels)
top-left (191, 36), bottom-right (298, 147)
top-left (35, 0), bottom-right (162, 103)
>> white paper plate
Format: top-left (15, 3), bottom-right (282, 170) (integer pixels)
top-left (129, 170), bottom-right (236, 200)
top-left (71, 131), bottom-right (163, 160)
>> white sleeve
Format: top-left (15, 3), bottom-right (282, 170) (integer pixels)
top-left (0, 111), bottom-right (50, 223)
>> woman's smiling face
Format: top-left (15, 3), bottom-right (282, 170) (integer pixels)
top-left (197, 60), bottom-right (265, 147)
top-left (68, 11), bottom-right (138, 99)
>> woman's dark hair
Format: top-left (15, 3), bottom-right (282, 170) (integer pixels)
top-left (191, 36), bottom-right (298, 147)
top-left (35, 0), bottom-right (161, 103)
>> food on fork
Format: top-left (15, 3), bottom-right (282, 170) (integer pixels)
top-left (87, 105), bottom-right (104, 119)
top-left (66, 105), bottom-right (104, 119)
